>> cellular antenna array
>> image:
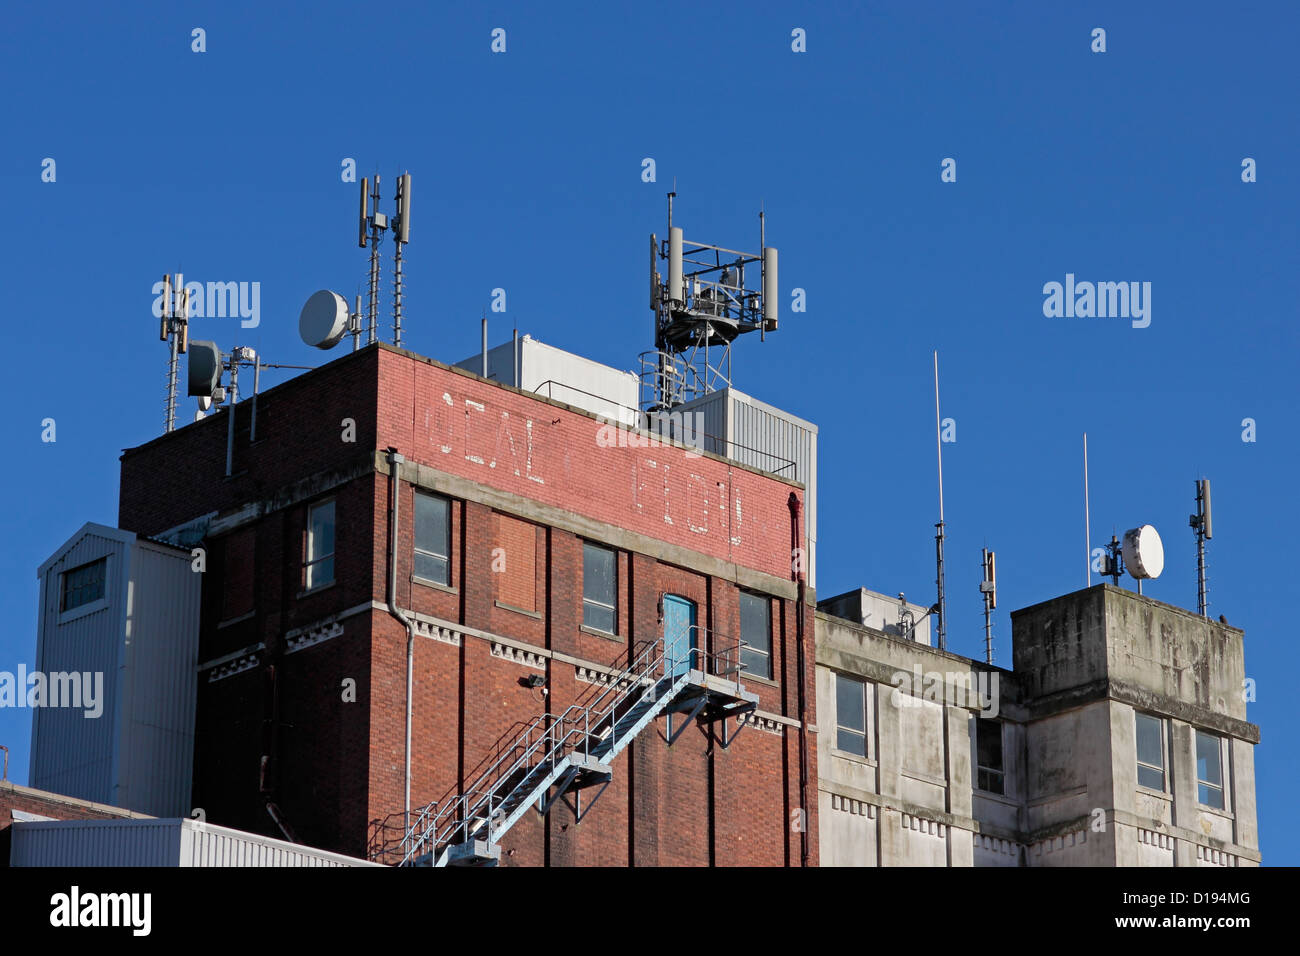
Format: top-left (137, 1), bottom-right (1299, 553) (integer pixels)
top-left (643, 193), bottom-right (778, 413)
top-left (1190, 478), bottom-right (1213, 617)
top-left (159, 273), bottom-right (191, 433)
top-left (357, 171), bottom-right (413, 348)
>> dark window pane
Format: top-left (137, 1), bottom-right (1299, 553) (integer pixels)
top-left (837, 728), bottom-right (867, 757)
top-left (977, 768), bottom-right (1005, 795)
top-left (583, 600), bottom-right (615, 633)
top-left (977, 719), bottom-right (1003, 771)
top-left (1135, 713), bottom-right (1163, 768)
top-left (1137, 765), bottom-right (1165, 791)
top-left (1196, 731), bottom-right (1222, 788)
top-left (836, 674), bottom-right (865, 734)
top-left (415, 494), bottom-right (449, 558)
top-left (739, 592), bottom-right (771, 679)
top-left (62, 558), bottom-right (106, 612)
top-left (415, 552), bottom-right (448, 584)
top-left (414, 494), bottom-right (450, 585)
top-left (309, 502), bottom-right (335, 559)
top-left (583, 543), bottom-right (615, 605)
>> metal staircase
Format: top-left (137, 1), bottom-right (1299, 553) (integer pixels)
top-left (393, 626), bottom-right (756, 867)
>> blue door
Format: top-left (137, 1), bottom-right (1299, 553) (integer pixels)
top-left (662, 595), bottom-right (697, 679)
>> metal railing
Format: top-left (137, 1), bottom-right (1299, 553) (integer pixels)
top-left (389, 624), bottom-right (747, 865)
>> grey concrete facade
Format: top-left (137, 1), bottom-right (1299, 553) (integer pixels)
top-left (817, 584), bottom-right (1260, 867)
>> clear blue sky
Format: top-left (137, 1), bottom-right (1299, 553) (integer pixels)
top-left (2, 1), bottom-right (1295, 862)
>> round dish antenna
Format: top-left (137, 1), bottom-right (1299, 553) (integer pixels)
top-left (299, 290), bottom-right (350, 349)
top-left (1122, 525), bottom-right (1164, 579)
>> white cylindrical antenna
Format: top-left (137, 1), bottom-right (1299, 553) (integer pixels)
top-left (352, 294), bottom-right (362, 352)
top-left (762, 246), bottom-right (779, 330)
top-left (1201, 478), bottom-right (1213, 539)
top-left (1084, 432), bottom-right (1091, 587)
top-left (668, 227), bottom-right (684, 305)
top-left (359, 177), bottom-right (370, 248)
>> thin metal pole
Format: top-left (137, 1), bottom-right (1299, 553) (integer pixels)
top-left (933, 351), bottom-right (947, 652)
top-left (367, 176), bottom-right (382, 345)
top-left (982, 548), bottom-right (993, 665)
top-left (225, 355), bottom-right (238, 477)
top-left (166, 328), bottom-right (178, 433)
top-left (1084, 433), bottom-right (1091, 587)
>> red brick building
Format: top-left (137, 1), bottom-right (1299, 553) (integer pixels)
top-left (117, 343), bottom-right (817, 865)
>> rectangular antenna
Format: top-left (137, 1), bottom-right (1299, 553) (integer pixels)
top-left (396, 172), bottom-right (411, 243)
top-left (1201, 478), bottom-right (1213, 539)
top-left (358, 177), bottom-right (370, 248)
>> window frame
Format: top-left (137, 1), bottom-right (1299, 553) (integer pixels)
top-left (1134, 711), bottom-right (1167, 793)
top-left (975, 718), bottom-right (1005, 795)
top-left (581, 541), bottom-right (617, 635)
top-left (303, 498), bottom-right (336, 593)
top-left (738, 590), bottom-right (773, 680)
top-left (60, 556), bottom-right (108, 615)
top-left (1195, 729), bottom-right (1227, 811)
top-left (834, 672), bottom-right (869, 758)
top-left (413, 491), bottom-right (453, 587)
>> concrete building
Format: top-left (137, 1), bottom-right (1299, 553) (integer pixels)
top-left (816, 583), bottom-right (1260, 867)
top-left (112, 341), bottom-right (817, 865)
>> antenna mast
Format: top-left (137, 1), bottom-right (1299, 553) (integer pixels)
top-left (643, 193), bottom-right (779, 414)
top-left (1190, 478), bottom-right (1213, 617)
top-left (1084, 432), bottom-right (1091, 587)
top-left (933, 350), bottom-right (947, 652)
top-left (392, 172), bottom-right (412, 347)
top-left (160, 273), bottom-right (190, 433)
top-left (359, 175), bottom-right (388, 345)
top-left (980, 548), bottom-right (996, 664)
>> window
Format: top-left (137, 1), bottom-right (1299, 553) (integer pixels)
top-left (1196, 730), bottom-right (1225, 810)
top-left (304, 500), bottom-right (335, 591)
top-left (414, 492), bottom-right (451, 585)
top-left (61, 557), bottom-right (106, 612)
top-left (1135, 712), bottom-right (1166, 791)
top-left (976, 719), bottom-right (1005, 795)
top-left (835, 673), bottom-right (867, 757)
top-left (582, 542), bottom-right (616, 633)
top-left (739, 591), bottom-right (772, 679)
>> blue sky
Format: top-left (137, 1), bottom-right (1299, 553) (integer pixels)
top-left (2, 2), bottom-right (1295, 862)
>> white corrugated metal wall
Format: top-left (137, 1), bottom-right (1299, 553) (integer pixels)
top-left (30, 528), bottom-right (129, 807)
top-left (32, 525), bottom-right (200, 817)
top-left (119, 541), bottom-right (201, 816)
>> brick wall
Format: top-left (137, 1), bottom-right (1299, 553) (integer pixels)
top-left (118, 344), bottom-right (816, 865)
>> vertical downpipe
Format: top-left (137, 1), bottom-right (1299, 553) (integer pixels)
top-left (788, 492), bottom-right (809, 867)
top-left (385, 449), bottom-right (416, 837)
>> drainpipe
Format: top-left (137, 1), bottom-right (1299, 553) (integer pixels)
top-left (788, 492), bottom-right (809, 867)
top-left (385, 448), bottom-right (417, 833)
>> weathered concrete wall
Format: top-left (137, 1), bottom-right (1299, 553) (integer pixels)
top-left (818, 583), bottom-right (1261, 866)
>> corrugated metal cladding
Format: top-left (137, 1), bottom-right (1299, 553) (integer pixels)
top-left (10, 819), bottom-right (380, 867)
top-left (31, 523), bottom-right (200, 818)
top-left (669, 388), bottom-right (819, 588)
top-left (31, 527), bottom-right (130, 808)
top-left (454, 335), bottom-right (641, 426)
